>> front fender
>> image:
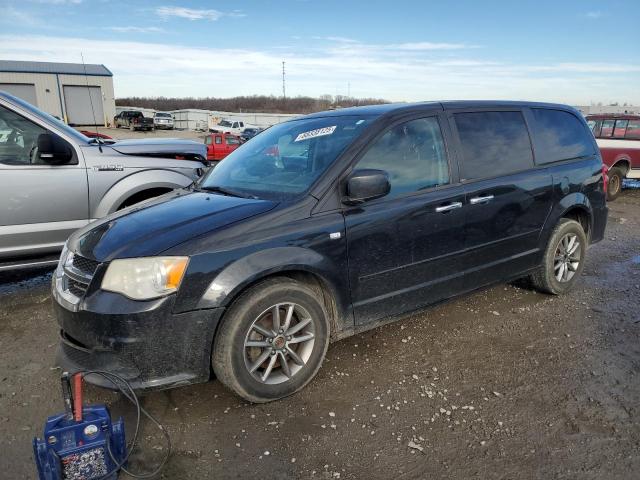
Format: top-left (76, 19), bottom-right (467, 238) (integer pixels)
top-left (92, 169), bottom-right (194, 218)
top-left (197, 246), bottom-right (342, 308)
top-left (192, 246), bottom-right (352, 334)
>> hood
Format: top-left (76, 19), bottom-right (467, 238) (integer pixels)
top-left (110, 138), bottom-right (206, 158)
top-left (69, 191), bottom-right (277, 262)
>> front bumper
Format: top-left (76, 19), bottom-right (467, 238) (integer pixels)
top-left (53, 287), bottom-right (224, 391)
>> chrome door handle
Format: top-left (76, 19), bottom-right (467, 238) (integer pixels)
top-left (435, 202), bottom-right (463, 213)
top-left (470, 195), bottom-right (494, 205)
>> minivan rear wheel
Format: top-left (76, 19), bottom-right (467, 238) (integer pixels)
top-left (529, 218), bottom-right (587, 295)
top-left (212, 277), bottom-right (330, 403)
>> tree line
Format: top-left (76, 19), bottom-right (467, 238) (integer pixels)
top-left (115, 95), bottom-right (390, 114)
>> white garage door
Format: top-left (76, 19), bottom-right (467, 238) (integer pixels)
top-left (63, 85), bottom-right (104, 126)
top-left (0, 83), bottom-right (37, 106)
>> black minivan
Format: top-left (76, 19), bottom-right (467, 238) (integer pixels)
top-left (53, 101), bottom-right (607, 402)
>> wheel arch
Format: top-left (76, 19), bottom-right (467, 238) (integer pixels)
top-left (561, 205), bottom-right (592, 238)
top-left (92, 169), bottom-right (192, 218)
top-left (610, 158), bottom-right (631, 175)
top-left (545, 193), bottom-right (594, 243)
top-left (197, 247), bottom-right (352, 339)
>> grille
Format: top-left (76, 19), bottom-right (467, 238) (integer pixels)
top-left (61, 253), bottom-right (100, 300)
top-left (67, 278), bottom-right (88, 298)
top-left (72, 255), bottom-right (100, 277)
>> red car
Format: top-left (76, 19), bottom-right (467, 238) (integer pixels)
top-left (587, 114), bottom-right (640, 200)
top-left (204, 133), bottom-right (241, 162)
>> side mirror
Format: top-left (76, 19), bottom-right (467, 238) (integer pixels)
top-left (343, 169), bottom-right (390, 205)
top-left (38, 133), bottom-right (73, 165)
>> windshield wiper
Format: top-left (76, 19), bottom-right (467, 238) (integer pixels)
top-left (198, 185), bottom-right (257, 199)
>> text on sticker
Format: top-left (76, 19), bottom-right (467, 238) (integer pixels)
top-left (294, 126), bottom-right (337, 142)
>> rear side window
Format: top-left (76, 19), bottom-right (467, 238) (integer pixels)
top-left (601, 119), bottom-right (614, 137)
top-left (613, 120), bottom-right (628, 138)
top-left (531, 109), bottom-right (594, 163)
top-left (626, 120), bottom-right (640, 139)
top-left (587, 119), bottom-right (601, 137)
top-left (454, 111), bottom-right (533, 180)
top-left (215, 136), bottom-right (222, 144)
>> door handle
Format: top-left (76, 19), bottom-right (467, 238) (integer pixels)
top-left (469, 195), bottom-right (494, 205)
top-left (435, 202), bottom-right (463, 213)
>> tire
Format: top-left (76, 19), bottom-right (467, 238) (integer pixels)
top-left (212, 277), bottom-right (330, 403)
top-left (607, 166), bottom-right (624, 201)
top-left (529, 218), bottom-right (587, 295)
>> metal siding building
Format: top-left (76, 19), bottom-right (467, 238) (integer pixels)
top-left (0, 60), bottom-right (116, 126)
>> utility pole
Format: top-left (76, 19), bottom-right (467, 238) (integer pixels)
top-left (282, 61), bottom-right (286, 100)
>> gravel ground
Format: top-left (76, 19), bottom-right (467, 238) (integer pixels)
top-left (0, 187), bottom-right (639, 479)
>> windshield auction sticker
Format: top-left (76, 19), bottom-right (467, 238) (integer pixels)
top-left (294, 126), bottom-right (337, 142)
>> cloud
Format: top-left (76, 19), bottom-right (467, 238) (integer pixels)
top-left (29, 0), bottom-right (83, 4)
top-left (155, 6), bottom-right (243, 21)
top-left (107, 26), bottom-right (164, 33)
top-left (392, 42), bottom-right (473, 51)
top-left (1, 6), bottom-right (41, 26)
top-left (314, 36), bottom-right (359, 43)
top-left (585, 11), bottom-right (603, 19)
top-left (0, 34), bottom-right (638, 104)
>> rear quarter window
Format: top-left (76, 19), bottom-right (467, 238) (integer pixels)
top-left (626, 120), bottom-right (640, 139)
top-left (454, 111), bottom-right (533, 181)
top-left (531, 109), bottom-right (594, 164)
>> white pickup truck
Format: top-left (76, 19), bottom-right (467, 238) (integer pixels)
top-left (209, 118), bottom-right (258, 135)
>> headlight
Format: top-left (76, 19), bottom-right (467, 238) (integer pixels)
top-left (101, 257), bottom-right (189, 300)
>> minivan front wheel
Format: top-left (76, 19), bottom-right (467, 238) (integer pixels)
top-left (529, 218), bottom-right (587, 295)
top-left (212, 277), bottom-right (330, 403)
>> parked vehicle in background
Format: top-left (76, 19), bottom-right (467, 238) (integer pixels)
top-left (205, 132), bottom-right (241, 162)
top-left (114, 110), bottom-right (154, 131)
top-left (210, 119), bottom-right (245, 135)
top-left (587, 114), bottom-right (640, 200)
top-left (0, 91), bottom-right (207, 271)
top-left (52, 100), bottom-right (607, 403)
top-left (154, 112), bottom-right (175, 130)
top-left (240, 127), bottom-right (263, 142)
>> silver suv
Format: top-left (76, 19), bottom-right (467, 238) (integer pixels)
top-left (0, 91), bottom-right (206, 271)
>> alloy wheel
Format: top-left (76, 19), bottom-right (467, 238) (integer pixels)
top-left (243, 303), bottom-right (316, 385)
top-left (554, 233), bottom-right (581, 282)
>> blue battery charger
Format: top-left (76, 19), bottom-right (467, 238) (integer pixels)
top-left (33, 372), bottom-right (127, 480)
top-left (33, 404), bottom-right (126, 480)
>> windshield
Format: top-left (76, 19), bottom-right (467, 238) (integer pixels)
top-left (156, 112), bottom-right (172, 118)
top-left (3, 93), bottom-right (90, 143)
top-left (218, 120), bottom-right (232, 127)
top-left (199, 115), bottom-right (374, 200)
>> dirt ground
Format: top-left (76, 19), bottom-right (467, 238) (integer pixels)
top-left (1, 186), bottom-right (639, 480)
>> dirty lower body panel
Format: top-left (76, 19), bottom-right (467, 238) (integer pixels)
top-left (53, 296), bottom-right (224, 391)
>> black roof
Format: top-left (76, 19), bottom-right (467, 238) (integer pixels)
top-left (303, 100), bottom-right (577, 120)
